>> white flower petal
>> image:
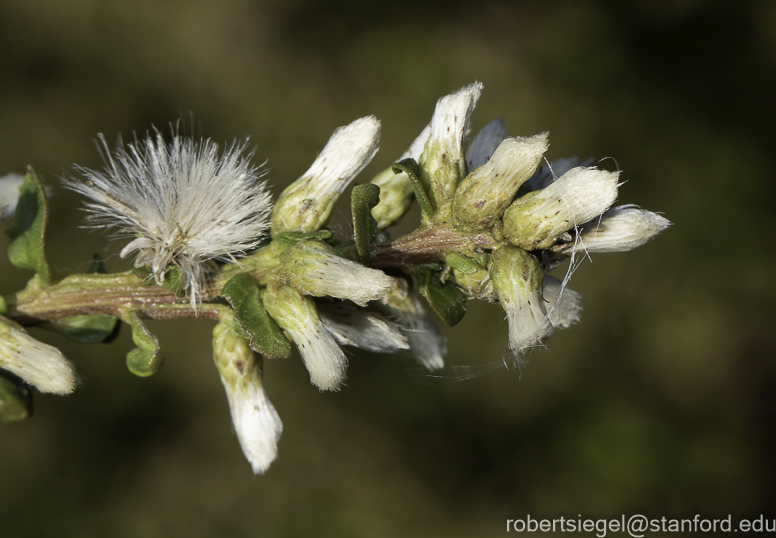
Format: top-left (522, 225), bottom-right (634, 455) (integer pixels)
top-left (572, 205), bottom-right (671, 254)
top-left (287, 322), bottom-right (347, 392)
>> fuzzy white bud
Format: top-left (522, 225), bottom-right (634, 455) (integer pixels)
top-left (504, 166), bottom-right (619, 250)
top-left (558, 205), bottom-right (671, 255)
top-left (525, 156), bottom-right (595, 192)
top-left (263, 283), bottom-right (347, 391)
top-left (0, 317), bottom-right (76, 394)
top-left (271, 116), bottom-right (381, 235)
top-left (465, 118), bottom-right (508, 171)
top-left (282, 239), bottom-right (394, 306)
top-left (318, 302), bottom-right (409, 353)
top-left (419, 82), bottom-right (483, 207)
top-left (453, 133), bottom-right (549, 229)
top-left (490, 246), bottom-right (553, 356)
top-left (212, 320), bottom-right (282, 474)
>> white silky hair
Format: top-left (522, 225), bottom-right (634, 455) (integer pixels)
top-left (573, 205), bottom-right (671, 253)
top-left (318, 302), bottom-right (408, 353)
top-left (287, 322), bottom-right (348, 392)
top-left (0, 173), bottom-right (24, 220)
top-left (65, 129), bottom-right (273, 309)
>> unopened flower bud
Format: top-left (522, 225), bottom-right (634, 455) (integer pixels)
top-left (453, 133), bottom-right (549, 230)
top-left (503, 166), bottom-right (619, 250)
top-left (542, 275), bottom-right (582, 329)
top-left (263, 282), bottom-right (346, 391)
top-left (281, 239), bottom-right (394, 306)
top-left (490, 246), bottom-right (553, 356)
top-left (419, 82), bottom-right (483, 208)
top-left (318, 302), bottom-right (408, 353)
top-left (371, 125), bottom-right (431, 230)
top-left (465, 118), bottom-right (507, 171)
top-left (553, 205), bottom-right (671, 256)
top-left (271, 116), bottom-right (381, 235)
top-left (453, 265), bottom-right (495, 301)
top-left (0, 317), bottom-right (76, 394)
top-left (212, 320), bottom-right (282, 474)
top-left (378, 278), bottom-right (446, 371)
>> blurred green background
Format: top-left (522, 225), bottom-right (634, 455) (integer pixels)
top-left (1, 0), bottom-right (775, 536)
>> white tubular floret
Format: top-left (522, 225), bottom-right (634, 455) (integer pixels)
top-left (318, 302), bottom-right (409, 353)
top-left (490, 246), bottom-right (553, 357)
top-left (504, 166), bottom-right (620, 250)
top-left (271, 116), bottom-right (381, 235)
top-left (0, 317), bottom-right (76, 394)
top-left (465, 118), bottom-right (508, 171)
top-left (542, 275), bottom-right (583, 329)
top-left (282, 239), bottom-right (394, 306)
top-left (525, 156), bottom-right (595, 192)
top-left (263, 283), bottom-right (347, 391)
top-left (419, 82), bottom-right (483, 206)
top-left (212, 320), bottom-right (282, 474)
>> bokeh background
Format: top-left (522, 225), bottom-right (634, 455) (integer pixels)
top-left (1, 0), bottom-right (775, 536)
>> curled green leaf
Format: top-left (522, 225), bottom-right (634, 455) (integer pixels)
top-left (221, 273), bottom-right (291, 360)
top-left (351, 183), bottom-right (380, 265)
top-left (392, 158), bottom-right (433, 219)
top-left (417, 271), bottom-right (467, 327)
top-left (5, 166), bottom-right (50, 286)
top-left (123, 312), bottom-right (164, 377)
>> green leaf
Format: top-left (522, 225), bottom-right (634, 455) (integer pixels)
top-left (51, 314), bottom-right (119, 344)
top-left (5, 166), bottom-right (50, 286)
top-left (392, 158), bottom-right (433, 219)
top-left (351, 183), bottom-right (380, 265)
top-left (444, 252), bottom-right (482, 275)
top-left (0, 371), bottom-right (33, 424)
top-left (417, 271), bottom-right (468, 327)
top-left (161, 266), bottom-right (186, 297)
top-left (221, 273), bottom-right (291, 360)
top-left (123, 312), bottom-right (164, 377)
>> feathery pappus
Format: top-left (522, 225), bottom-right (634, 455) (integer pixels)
top-left (65, 128), bottom-right (274, 309)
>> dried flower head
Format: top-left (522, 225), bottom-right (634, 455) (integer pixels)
top-left (66, 129), bottom-right (273, 308)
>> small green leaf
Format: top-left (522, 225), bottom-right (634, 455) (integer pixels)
top-left (393, 158), bottom-right (433, 219)
top-left (444, 252), bottom-right (482, 275)
top-left (5, 166), bottom-right (50, 286)
top-left (351, 183), bottom-right (380, 265)
top-left (123, 312), bottom-right (164, 377)
top-left (51, 314), bottom-right (119, 344)
top-left (0, 371), bottom-right (33, 424)
top-left (221, 273), bottom-right (291, 360)
top-left (161, 266), bottom-right (186, 297)
top-left (417, 271), bottom-right (468, 327)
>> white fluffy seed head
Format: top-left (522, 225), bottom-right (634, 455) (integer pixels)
top-left (212, 321), bottom-right (282, 474)
top-left (271, 116), bottom-right (381, 235)
top-left (65, 129), bottom-right (273, 309)
top-left (465, 118), bottom-right (508, 171)
top-left (0, 317), bottom-right (77, 394)
top-left (263, 283), bottom-right (347, 391)
top-left (282, 239), bottom-right (394, 306)
top-left (569, 205), bottom-right (672, 254)
top-left (504, 166), bottom-right (619, 251)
